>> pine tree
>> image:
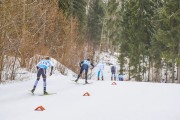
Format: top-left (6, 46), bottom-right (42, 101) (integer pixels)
top-left (87, 0), bottom-right (104, 43)
top-left (58, 0), bottom-right (87, 27)
top-left (154, 0), bottom-right (180, 82)
top-left (119, 0), bottom-right (161, 81)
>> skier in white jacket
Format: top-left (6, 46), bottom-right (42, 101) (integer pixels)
top-left (97, 60), bottom-right (105, 80)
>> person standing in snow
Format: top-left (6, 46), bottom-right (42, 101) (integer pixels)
top-left (111, 65), bottom-right (116, 80)
top-left (31, 56), bottom-right (54, 95)
top-left (75, 59), bottom-right (94, 84)
top-left (97, 60), bottom-right (105, 80)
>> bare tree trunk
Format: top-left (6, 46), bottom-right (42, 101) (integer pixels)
top-left (10, 53), bottom-right (18, 80)
top-left (178, 65), bottom-right (180, 83)
top-left (172, 61), bottom-right (175, 83)
top-left (155, 68), bottom-right (161, 82)
top-left (147, 58), bottom-right (150, 82)
top-left (151, 62), bottom-right (154, 82)
top-left (100, 20), bottom-right (105, 53)
top-left (107, 30), bottom-right (110, 52)
top-left (20, 0), bottom-right (26, 68)
top-left (165, 63), bottom-right (168, 83)
top-left (138, 61), bottom-right (141, 81)
top-left (178, 43), bottom-right (180, 83)
top-left (0, 35), bottom-right (5, 82)
top-left (128, 62), bottom-right (131, 80)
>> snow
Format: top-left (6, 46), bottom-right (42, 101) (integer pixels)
top-left (1, 54), bottom-right (180, 120)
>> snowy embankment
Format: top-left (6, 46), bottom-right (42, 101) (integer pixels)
top-left (0, 53), bottom-right (180, 120)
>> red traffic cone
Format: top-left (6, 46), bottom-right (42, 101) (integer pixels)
top-left (34, 106), bottom-right (45, 111)
top-left (111, 82), bottom-right (117, 85)
top-left (83, 92), bottom-right (90, 96)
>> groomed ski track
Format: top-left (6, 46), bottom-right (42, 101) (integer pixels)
top-left (0, 75), bottom-right (180, 120)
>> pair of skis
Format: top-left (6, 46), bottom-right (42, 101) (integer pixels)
top-left (72, 80), bottom-right (93, 85)
top-left (29, 91), bottom-right (56, 96)
top-left (38, 93), bottom-right (56, 96)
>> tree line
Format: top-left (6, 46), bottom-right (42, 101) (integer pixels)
top-left (105, 0), bottom-right (179, 83)
top-left (0, 0), bottom-right (179, 83)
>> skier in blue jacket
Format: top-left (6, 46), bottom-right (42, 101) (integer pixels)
top-left (31, 57), bottom-right (54, 95)
top-left (75, 59), bottom-right (94, 84)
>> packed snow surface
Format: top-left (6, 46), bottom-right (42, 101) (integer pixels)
top-left (1, 74), bottom-right (180, 120)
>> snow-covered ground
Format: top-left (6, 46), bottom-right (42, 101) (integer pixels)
top-left (0, 53), bottom-right (180, 120)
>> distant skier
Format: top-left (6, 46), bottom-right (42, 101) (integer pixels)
top-left (75, 59), bottom-right (94, 84)
top-left (111, 65), bottom-right (116, 80)
top-left (97, 60), bottom-right (105, 80)
top-left (118, 73), bottom-right (124, 81)
top-left (31, 56), bottom-right (54, 95)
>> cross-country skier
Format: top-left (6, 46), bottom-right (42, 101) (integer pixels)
top-left (97, 60), bottom-right (104, 80)
top-left (31, 56), bottom-right (54, 95)
top-left (118, 73), bottom-right (124, 81)
top-left (111, 65), bottom-right (116, 80)
top-left (75, 59), bottom-right (94, 84)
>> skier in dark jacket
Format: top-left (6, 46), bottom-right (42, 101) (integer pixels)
top-left (75, 59), bottom-right (94, 84)
top-left (111, 65), bottom-right (116, 80)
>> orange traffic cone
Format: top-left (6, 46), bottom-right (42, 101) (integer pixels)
top-left (34, 106), bottom-right (45, 111)
top-left (83, 92), bottom-right (90, 96)
top-left (111, 82), bottom-right (117, 85)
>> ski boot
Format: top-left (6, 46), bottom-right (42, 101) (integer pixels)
top-left (31, 89), bottom-right (35, 94)
top-left (85, 80), bottom-right (88, 84)
top-left (75, 79), bottom-right (78, 83)
top-left (44, 91), bottom-right (48, 95)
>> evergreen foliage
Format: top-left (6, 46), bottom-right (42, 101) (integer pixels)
top-left (118, 0), bottom-right (180, 82)
top-left (58, 0), bottom-right (87, 27)
top-left (153, 0), bottom-right (180, 82)
top-left (87, 0), bottom-right (105, 43)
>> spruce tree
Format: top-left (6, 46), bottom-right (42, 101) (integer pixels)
top-left (154, 0), bottom-right (180, 82)
top-left (87, 0), bottom-right (104, 43)
top-left (58, 0), bottom-right (87, 27)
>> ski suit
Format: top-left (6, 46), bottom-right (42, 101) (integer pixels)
top-left (118, 74), bottom-right (124, 81)
top-left (33, 59), bottom-right (54, 92)
top-left (76, 59), bottom-right (94, 83)
top-left (97, 62), bottom-right (104, 80)
top-left (111, 65), bottom-right (116, 80)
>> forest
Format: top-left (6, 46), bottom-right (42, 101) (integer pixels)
top-left (0, 0), bottom-right (179, 83)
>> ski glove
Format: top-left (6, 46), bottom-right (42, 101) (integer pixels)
top-left (50, 72), bottom-right (52, 76)
top-left (36, 66), bottom-right (39, 70)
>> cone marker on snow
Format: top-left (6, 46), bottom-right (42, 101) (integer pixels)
top-left (111, 82), bottom-right (117, 85)
top-left (34, 106), bottom-right (45, 111)
top-left (83, 92), bottom-right (90, 96)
